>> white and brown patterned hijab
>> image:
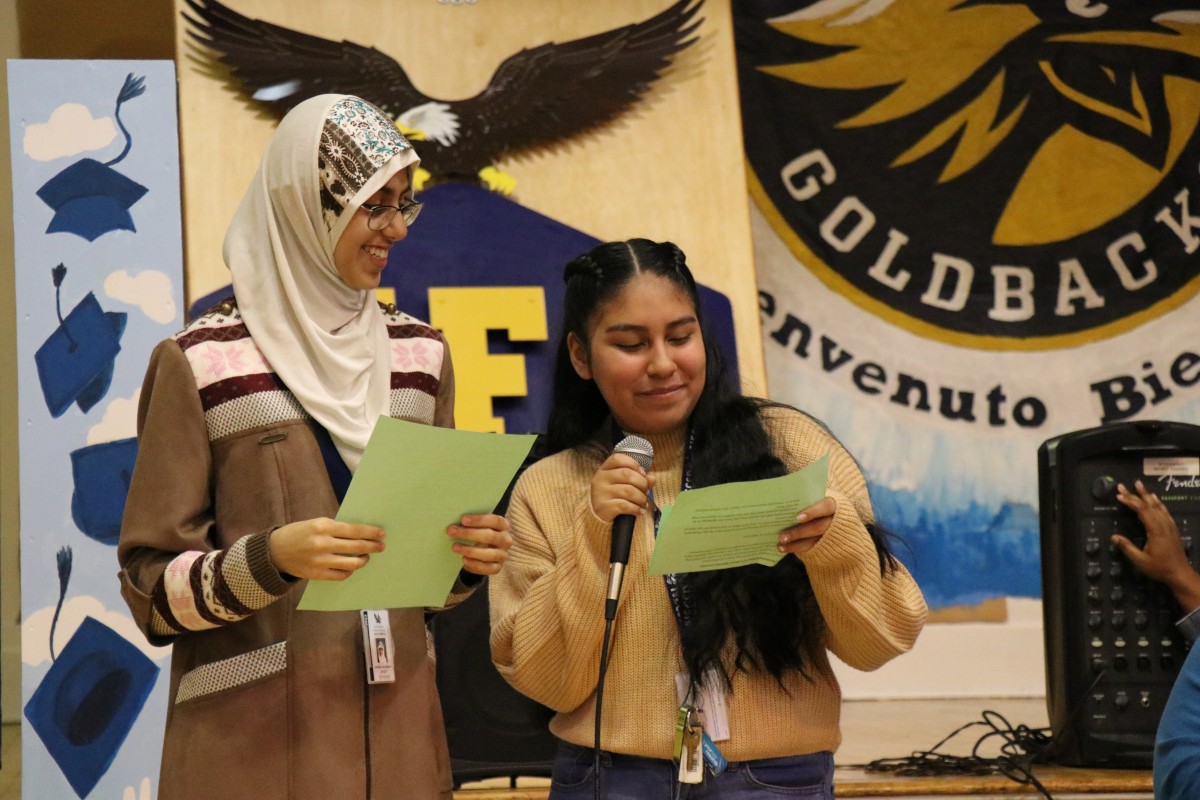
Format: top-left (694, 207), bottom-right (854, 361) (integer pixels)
top-left (224, 94), bottom-right (419, 471)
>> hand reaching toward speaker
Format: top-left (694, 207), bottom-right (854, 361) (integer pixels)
top-left (1112, 480), bottom-right (1200, 617)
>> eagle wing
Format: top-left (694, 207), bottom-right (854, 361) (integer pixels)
top-left (183, 0), bottom-right (703, 176)
top-left (460, 0), bottom-right (704, 163)
top-left (181, 0), bottom-right (427, 119)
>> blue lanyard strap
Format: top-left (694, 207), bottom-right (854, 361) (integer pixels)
top-left (666, 431), bottom-right (696, 631)
top-left (309, 419), bottom-right (351, 503)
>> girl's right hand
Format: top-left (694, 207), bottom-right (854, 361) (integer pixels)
top-left (268, 517), bottom-right (385, 581)
top-left (590, 453), bottom-right (655, 523)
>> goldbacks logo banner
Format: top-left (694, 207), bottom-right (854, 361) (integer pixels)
top-left (735, 0), bottom-right (1200, 608)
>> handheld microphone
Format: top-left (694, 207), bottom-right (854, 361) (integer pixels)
top-left (605, 435), bottom-right (654, 620)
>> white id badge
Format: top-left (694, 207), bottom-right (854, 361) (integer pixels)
top-left (675, 669), bottom-right (730, 742)
top-left (361, 609), bottom-right (395, 684)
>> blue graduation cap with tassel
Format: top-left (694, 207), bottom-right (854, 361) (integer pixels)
top-left (70, 437), bottom-right (139, 546)
top-left (35, 73), bottom-right (148, 242)
top-left (34, 264), bottom-right (127, 418)
top-left (23, 547), bottom-right (159, 798)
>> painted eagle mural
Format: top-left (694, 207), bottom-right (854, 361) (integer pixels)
top-left (183, 0), bottom-right (703, 193)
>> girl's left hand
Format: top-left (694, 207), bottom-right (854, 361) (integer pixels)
top-left (449, 513), bottom-right (513, 576)
top-left (778, 497), bottom-right (837, 557)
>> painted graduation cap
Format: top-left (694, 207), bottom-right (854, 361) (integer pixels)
top-left (34, 266), bottom-right (127, 418)
top-left (37, 158), bottom-right (148, 241)
top-left (24, 615), bottom-right (159, 798)
top-left (70, 437), bottom-right (139, 546)
top-left (35, 73), bottom-right (148, 242)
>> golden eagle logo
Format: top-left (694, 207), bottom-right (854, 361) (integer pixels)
top-left (736, 0), bottom-right (1200, 346)
top-left (184, 0), bottom-right (702, 194)
top-left (763, 0), bottom-right (1200, 246)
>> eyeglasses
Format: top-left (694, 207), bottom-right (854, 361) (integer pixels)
top-left (361, 199), bottom-right (423, 231)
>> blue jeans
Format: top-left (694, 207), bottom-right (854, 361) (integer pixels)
top-left (548, 741), bottom-right (835, 799)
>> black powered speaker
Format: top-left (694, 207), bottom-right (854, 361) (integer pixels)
top-left (1039, 420), bottom-right (1200, 768)
top-left (431, 583), bottom-right (557, 786)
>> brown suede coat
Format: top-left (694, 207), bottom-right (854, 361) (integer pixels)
top-left (118, 326), bottom-right (462, 800)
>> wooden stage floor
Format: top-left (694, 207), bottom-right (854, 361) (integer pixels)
top-left (1, 697), bottom-right (1154, 798)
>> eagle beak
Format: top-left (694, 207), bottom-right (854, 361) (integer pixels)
top-left (396, 121), bottom-right (427, 141)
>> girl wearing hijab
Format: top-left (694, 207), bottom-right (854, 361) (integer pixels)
top-left (489, 239), bottom-right (925, 798)
top-left (118, 95), bottom-right (510, 799)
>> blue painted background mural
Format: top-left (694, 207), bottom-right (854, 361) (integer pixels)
top-left (10, 60), bottom-right (184, 799)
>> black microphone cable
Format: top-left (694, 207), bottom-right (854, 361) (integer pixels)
top-left (594, 614), bottom-right (617, 800)
top-left (854, 705), bottom-right (1062, 799)
top-left (593, 435), bottom-right (654, 800)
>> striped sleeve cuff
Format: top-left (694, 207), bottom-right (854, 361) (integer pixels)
top-left (148, 531), bottom-right (294, 636)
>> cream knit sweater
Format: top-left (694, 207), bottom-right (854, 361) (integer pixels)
top-left (489, 406), bottom-right (927, 761)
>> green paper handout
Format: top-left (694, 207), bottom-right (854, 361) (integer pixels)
top-left (647, 455), bottom-right (829, 575)
top-left (299, 417), bottom-right (536, 611)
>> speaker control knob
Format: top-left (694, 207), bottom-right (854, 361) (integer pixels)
top-left (1092, 475), bottom-right (1117, 502)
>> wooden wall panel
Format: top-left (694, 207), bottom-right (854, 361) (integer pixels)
top-left (173, 0), bottom-right (766, 391)
top-left (17, 0), bottom-right (174, 59)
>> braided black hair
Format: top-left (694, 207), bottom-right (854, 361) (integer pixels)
top-left (545, 239), bottom-right (897, 686)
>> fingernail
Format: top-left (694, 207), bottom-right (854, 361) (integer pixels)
top-left (796, 513), bottom-right (808, 523)
top-left (777, 544), bottom-right (786, 552)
